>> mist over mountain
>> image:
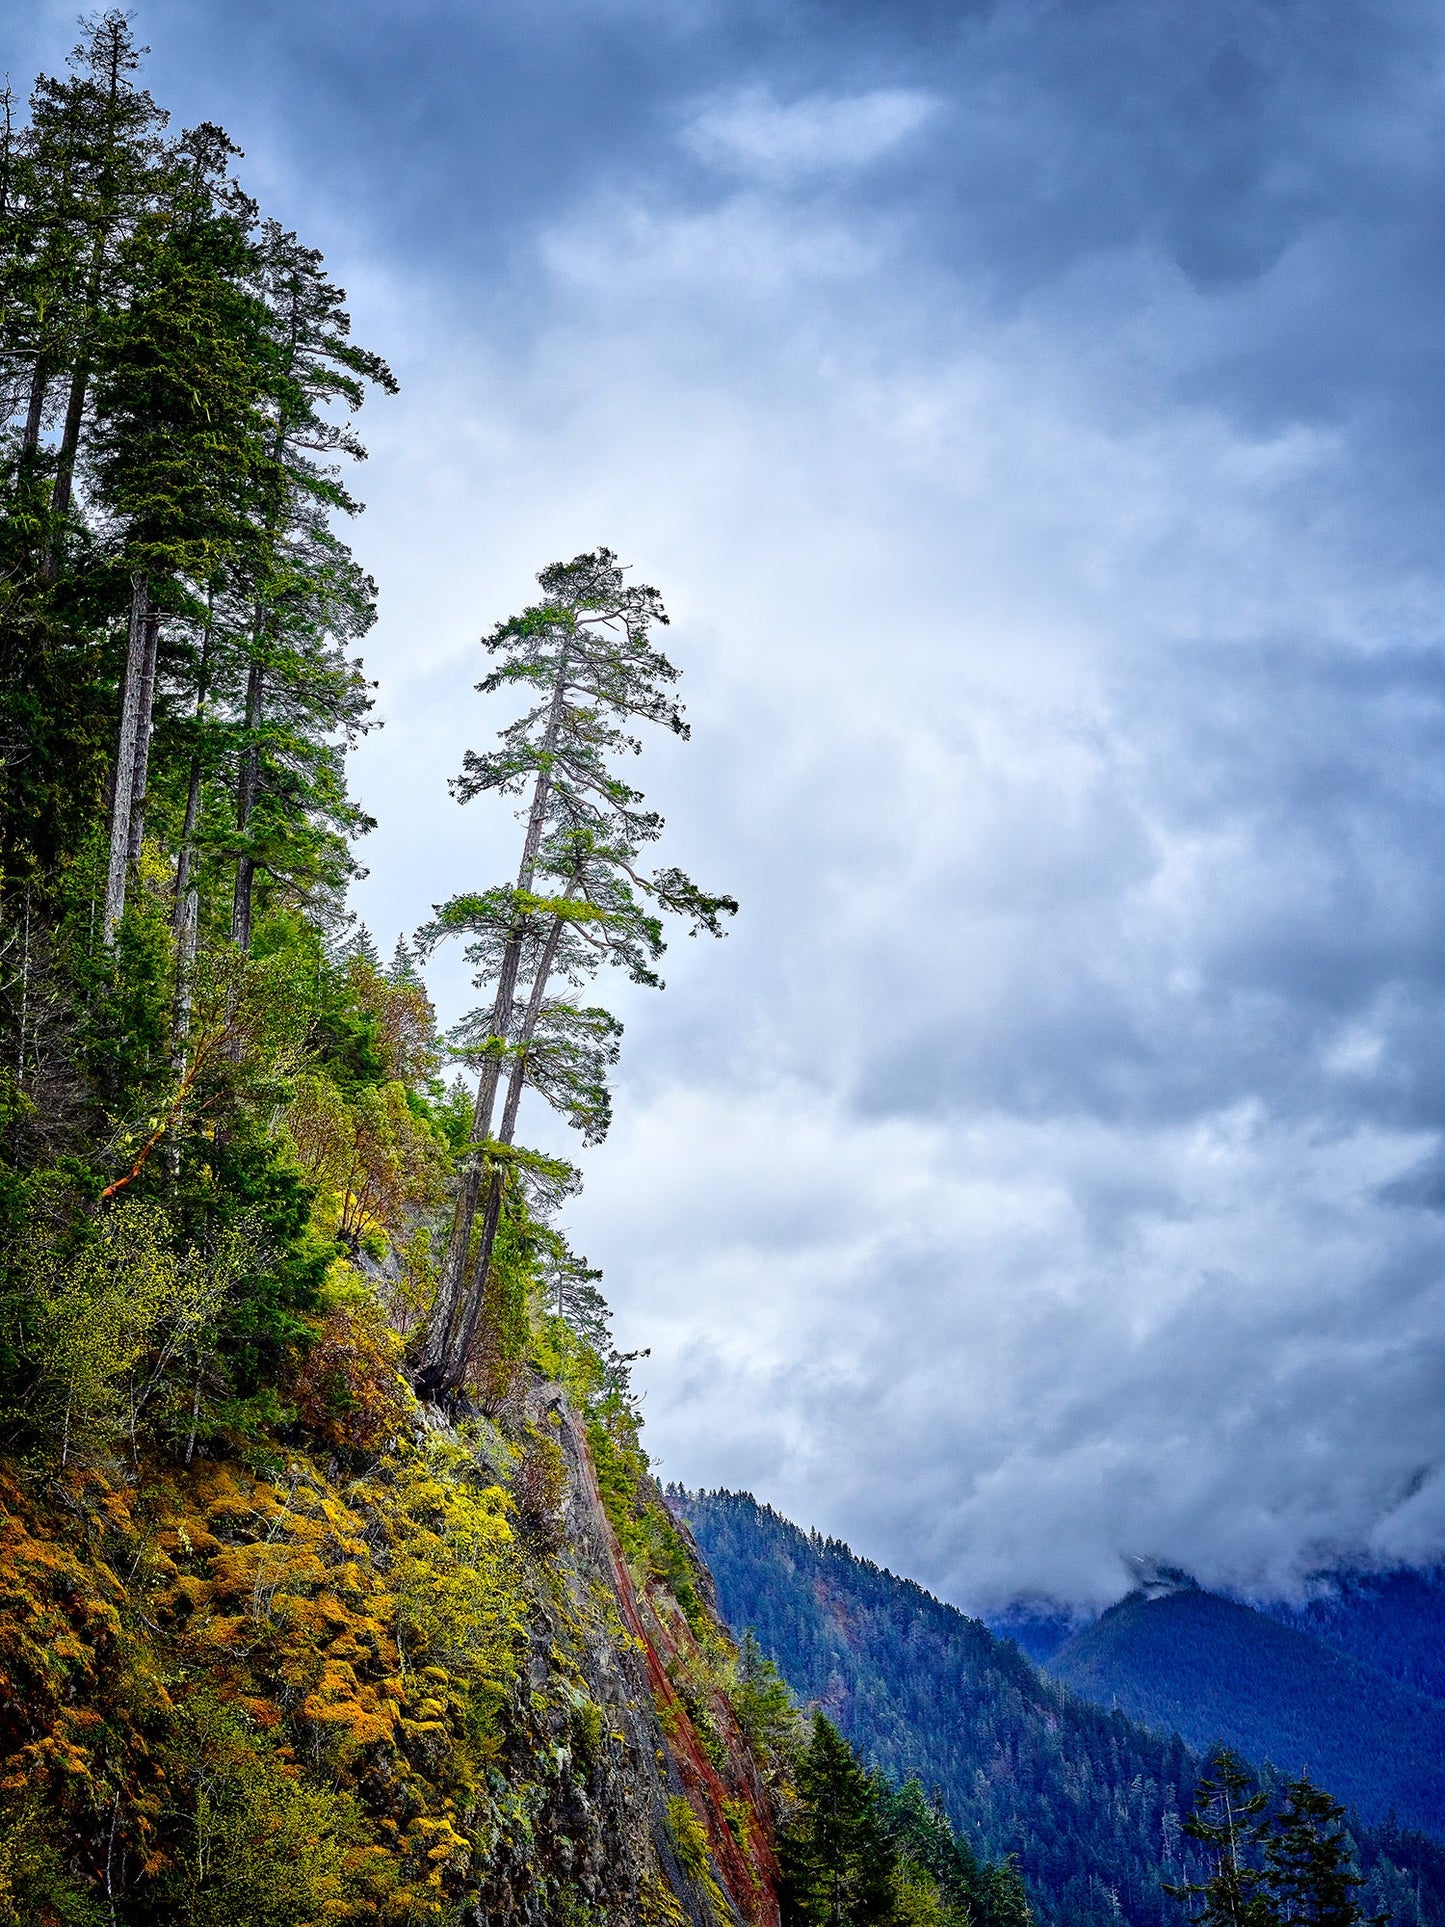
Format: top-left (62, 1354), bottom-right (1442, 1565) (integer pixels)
top-left (984, 1557), bottom-right (1445, 1689)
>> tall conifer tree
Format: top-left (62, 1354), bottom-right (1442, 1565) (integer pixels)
top-left (1263, 1779), bottom-right (1382, 1927)
top-left (88, 119), bottom-right (274, 935)
top-left (7, 14), bottom-right (168, 532)
top-left (1166, 1754), bottom-right (1275, 1927)
top-left (414, 547), bottom-right (734, 1400)
top-left (780, 1714), bottom-right (898, 1926)
top-left (227, 219), bottom-right (393, 951)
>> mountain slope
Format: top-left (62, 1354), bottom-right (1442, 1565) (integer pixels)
top-left (1260, 1566), bottom-right (1445, 1703)
top-left (678, 1488), bottom-right (1204, 1927)
top-left (679, 1488), bottom-right (1445, 1927)
top-left (0, 1385), bottom-right (778, 1927)
top-left (1048, 1580), bottom-right (1445, 1835)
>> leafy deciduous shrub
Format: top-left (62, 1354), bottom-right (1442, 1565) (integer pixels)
top-left (283, 1074), bottom-right (448, 1255)
top-left (21, 1200), bottom-right (241, 1465)
top-left (290, 1269), bottom-right (414, 1453)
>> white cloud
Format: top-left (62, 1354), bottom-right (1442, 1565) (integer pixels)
top-left (299, 20), bottom-right (1445, 1615)
top-left (683, 85), bottom-right (940, 180)
top-left (577, 1080), bottom-right (1445, 1611)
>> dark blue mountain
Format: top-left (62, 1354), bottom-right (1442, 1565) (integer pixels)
top-left (677, 1488), bottom-right (1445, 1927)
top-left (1257, 1566), bottom-right (1445, 1704)
top-left (1046, 1574), bottom-right (1445, 1836)
top-left (985, 1599), bottom-right (1089, 1666)
top-left (985, 1560), bottom-right (1445, 1700)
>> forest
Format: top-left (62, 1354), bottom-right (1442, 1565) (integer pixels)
top-left (681, 1487), bottom-right (1445, 1927)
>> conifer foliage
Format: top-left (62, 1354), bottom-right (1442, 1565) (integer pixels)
top-left (1165, 1753), bottom-right (1275, 1927)
top-left (776, 1712), bottom-right (1038, 1927)
top-left (781, 1712), bottom-right (898, 1925)
top-left (1166, 1754), bottom-right (1386, 1927)
top-left (413, 546), bottom-right (736, 1400)
top-left (1, 12), bottom-right (392, 1226)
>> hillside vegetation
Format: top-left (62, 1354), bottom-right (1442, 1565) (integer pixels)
top-left (0, 17), bottom-right (785, 1922)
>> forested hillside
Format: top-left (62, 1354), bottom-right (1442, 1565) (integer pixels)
top-left (987, 1563), bottom-right (1445, 1836)
top-left (678, 1489), bottom-right (1200, 1927)
top-left (1259, 1566), bottom-right (1445, 1705)
top-left (1048, 1580), bottom-right (1445, 1834)
top-left (679, 1488), bottom-right (1445, 1927)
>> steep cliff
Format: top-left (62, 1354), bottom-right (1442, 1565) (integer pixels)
top-left (0, 1372), bottom-right (778, 1926)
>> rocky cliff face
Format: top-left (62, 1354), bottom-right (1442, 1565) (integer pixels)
top-left (473, 1375), bottom-right (779, 1925)
top-left (0, 1370), bottom-right (779, 1926)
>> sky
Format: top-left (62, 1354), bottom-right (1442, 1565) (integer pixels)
top-left (12, 0), bottom-right (1445, 1611)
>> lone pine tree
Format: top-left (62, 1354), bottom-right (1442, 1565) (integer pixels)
top-left (413, 547), bottom-right (735, 1401)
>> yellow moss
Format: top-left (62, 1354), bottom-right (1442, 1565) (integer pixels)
top-left (0, 1375), bottom-right (771, 1927)
top-left (0, 1430), bottom-right (537, 1924)
top-left (666, 1792), bottom-right (730, 1923)
top-left (640, 1865), bottom-right (691, 1925)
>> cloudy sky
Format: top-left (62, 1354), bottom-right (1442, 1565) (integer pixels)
top-left (15, 0), bottom-right (1445, 1610)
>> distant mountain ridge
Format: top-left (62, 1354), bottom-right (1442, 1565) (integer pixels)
top-left (986, 1560), bottom-right (1445, 1697)
top-left (1047, 1583), bottom-right (1445, 1835)
top-left (676, 1488), bottom-right (1445, 1927)
top-left (1258, 1565), bottom-right (1445, 1704)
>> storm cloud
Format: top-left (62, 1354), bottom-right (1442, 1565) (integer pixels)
top-left (14, 0), bottom-right (1445, 1608)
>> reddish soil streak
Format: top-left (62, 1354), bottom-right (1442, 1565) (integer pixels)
top-left (568, 1411), bottom-right (781, 1927)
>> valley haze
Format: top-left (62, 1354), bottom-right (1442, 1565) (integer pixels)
top-left (11, 0), bottom-right (1445, 1612)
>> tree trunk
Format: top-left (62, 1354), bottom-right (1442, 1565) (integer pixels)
top-left (440, 904), bottom-right (569, 1396)
top-left (230, 655), bottom-right (264, 951)
top-left (171, 772), bottom-right (203, 1066)
top-left (49, 359), bottom-right (88, 520)
top-left (412, 977), bottom-right (512, 1398)
top-left (15, 886), bottom-right (30, 1087)
top-left (448, 1166), bottom-right (507, 1399)
top-left (171, 884), bottom-right (199, 1064)
top-left (22, 356), bottom-right (48, 456)
top-left (171, 597), bottom-right (214, 1052)
top-left (173, 773), bottom-right (201, 926)
top-left (417, 644), bottom-right (573, 1400)
top-left (103, 573), bottom-right (150, 941)
top-left (124, 607), bottom-right (160, 863)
